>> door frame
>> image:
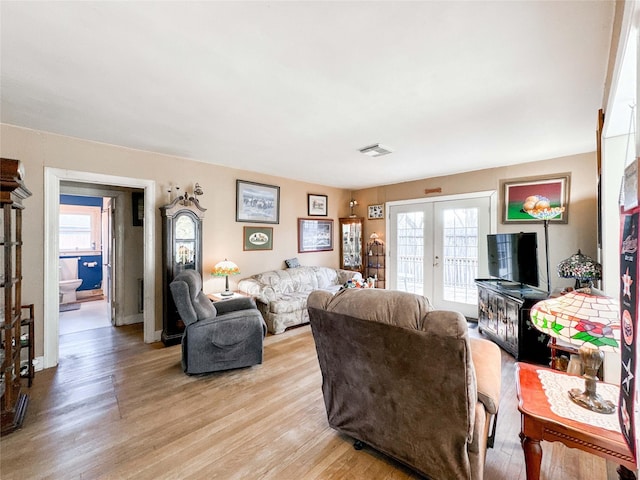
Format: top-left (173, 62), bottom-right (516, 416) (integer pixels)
top-left (386, 190), bottom-right (497, 307)
top-left (44, 168), bottom-right (156, 369)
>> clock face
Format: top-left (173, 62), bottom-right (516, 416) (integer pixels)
top-left (368, 204), bottom-right (383, 219)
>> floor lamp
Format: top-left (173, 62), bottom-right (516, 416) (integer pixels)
top-left (523, 196), bottom-right (565, 293)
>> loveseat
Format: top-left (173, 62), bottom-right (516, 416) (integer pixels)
top-left (307, 288), bottom-right (501, 480)
top-left (237, 266), bottom-right (362, 334)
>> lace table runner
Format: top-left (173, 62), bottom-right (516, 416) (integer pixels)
top-left (537, 369), bottom-right (621, 433)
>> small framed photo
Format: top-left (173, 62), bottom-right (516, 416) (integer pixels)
top-left (501, 173), bottom-right (570, 224)
top-left (243, 226), bottom-right (273, 251)
top-left (236, 180), bottom-right (280, 224)
top-left (298, 218), bottom-right (333, 253)
top-left (132, 191), bottom-right (144, 226)
top-left (368, 204), bottom-right (384, 220)
top-left (307, 194), bottom-right (328, 216)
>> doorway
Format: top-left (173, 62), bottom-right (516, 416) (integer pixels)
top-left (387, 192), bottom-right (496, 318)
top-left (44, 168), bottom-right (156, 369)
top-left (57, 190), bottom-right (121, 337)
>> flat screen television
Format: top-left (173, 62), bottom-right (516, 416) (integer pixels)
top-left (487, 232), bottom-right (539, 287)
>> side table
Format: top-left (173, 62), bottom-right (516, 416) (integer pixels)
top-left (516, 362), bottom-right (637, 479)
top-left (207, 291), bottom-right (249, 302)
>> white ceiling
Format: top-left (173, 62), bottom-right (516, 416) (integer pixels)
top-left (0, 1), bottom-right (616, 189)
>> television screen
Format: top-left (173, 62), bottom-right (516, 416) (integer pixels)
top-left (487, 233), bottom-right (539, 287)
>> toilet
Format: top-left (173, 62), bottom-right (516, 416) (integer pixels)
top-left (59, 257), bottom-right (83, 304)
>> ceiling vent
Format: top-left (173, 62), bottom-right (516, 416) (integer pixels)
top-left (359, 144), bottom-right (393, 157)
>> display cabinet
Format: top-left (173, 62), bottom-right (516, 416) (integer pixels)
top-left (1, 158), bottom-right (32, 435)
top-left (339, 217), bottom-right (363, 274)
top-left (475, 279), bottom-right (550, 365)
top-left (160, 195), bottom-right (206, 346)
top-left (366, 237), bottom-right (385, 288)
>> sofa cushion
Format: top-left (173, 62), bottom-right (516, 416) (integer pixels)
top-left (270, 292), bottom-right (309, 314)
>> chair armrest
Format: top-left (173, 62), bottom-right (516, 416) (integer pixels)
top-left (212, 296), bottom-right (257, 315)
top-left (237, 277), bottom-right (277, 304)
top-left (470, 337), bottom-right (501, 415)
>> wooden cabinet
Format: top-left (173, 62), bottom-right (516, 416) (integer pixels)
top-left (475, 279), bottom-right (550, 365)
top-left (366, 238), bottom-right (385, 288)
top-left (1, 158), bottom-right (32, 435)
top-left (339, 218), bottom-right (364, 274)
top-left (160, 195), bottom-right (206, 346)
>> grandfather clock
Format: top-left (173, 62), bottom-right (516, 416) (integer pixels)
top-left (160, 194), bottom-right (206, 346)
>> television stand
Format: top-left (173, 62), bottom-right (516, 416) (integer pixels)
top-left (475, 279), bottom-right (550, 365)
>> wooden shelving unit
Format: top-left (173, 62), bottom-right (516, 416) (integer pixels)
top-left (366, 239), bottom-right (385, 288)
top-left (1, 158), bottom-right (32, 435)
top-left (20, 304), bottom-right (35, 387)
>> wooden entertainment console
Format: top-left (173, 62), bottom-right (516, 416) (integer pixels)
top-left (475, 279), bottom-right (551, 365)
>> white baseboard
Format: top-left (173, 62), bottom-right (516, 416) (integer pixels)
top-left (152, 330), bottom-right (162, 343)
top-left (120, 313), bottom-right (143, 326)
top-left (34, 356), bottom-right (45, 372)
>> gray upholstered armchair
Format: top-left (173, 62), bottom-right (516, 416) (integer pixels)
top-left (169, 270), bottom-right (267, 375)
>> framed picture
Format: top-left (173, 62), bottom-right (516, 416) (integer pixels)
top-left (501, 173), bottom-right (570, 223)
top-left (368, 204), bottom-right (384, 220)
top-left (132, 191), bottom-right (144, 226)
top-left (236, 180), bottom-right (280, 224)
top-left (307, 194), bottom-right (328, 216)
top-left (243, 226), bottom-right (273, 251)
top-left (298, 218), bottom-right (333, 253)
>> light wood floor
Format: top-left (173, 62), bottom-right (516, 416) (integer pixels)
top-left (0, 323), bottom-right (621, 479)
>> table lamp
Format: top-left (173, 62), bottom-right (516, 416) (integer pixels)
top-left (557, 250), bottom-right (602, 289)
top-left (211, 259), bottom-right (240, 296)
top-left (530, 290), bottom-right (620, 414)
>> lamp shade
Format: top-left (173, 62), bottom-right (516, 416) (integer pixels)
top-left (530, 291), bottom-right (620, 352)
top-left (557, 250), bottom-right (602, 282)
top-left (211, 259), bottom-right (240, 277)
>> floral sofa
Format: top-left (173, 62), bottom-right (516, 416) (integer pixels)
top-left (237, 266), bottom-right (362, 334)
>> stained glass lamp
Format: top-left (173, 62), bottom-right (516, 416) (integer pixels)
top-left (211, 259), bottom-right (240, 296)
top-left (530, 291), bottom-right (620, 414)
top-left (557, 250), bottom-right (602, 289)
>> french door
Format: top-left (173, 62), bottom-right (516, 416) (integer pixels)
top-left (388, 194), bottom-right (494, 318)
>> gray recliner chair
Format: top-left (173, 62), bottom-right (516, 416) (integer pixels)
top-left (169, 269), bottom-right (267, 374)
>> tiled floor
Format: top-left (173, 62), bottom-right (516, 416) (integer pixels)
top-left (59, 299), bottom-right (112, 335)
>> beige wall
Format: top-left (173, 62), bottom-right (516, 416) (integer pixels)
top-left (1, 123), bottom-right (600, 358)
top-left (1, 123), bottom-right (350, 356)
top-left (353, 152), bottom-right (599, 293)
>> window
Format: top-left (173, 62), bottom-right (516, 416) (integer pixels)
top-left (59, 205), bottom-right (101, 252)
top-left (441, 207), bottom-right (478, 304)
top-left (396, 211), bottom-right (424, 294)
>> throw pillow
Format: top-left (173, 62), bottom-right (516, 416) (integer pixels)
top-left (285, 257), bottom-right (300, 268)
